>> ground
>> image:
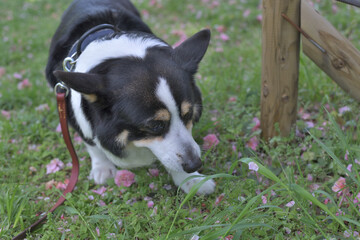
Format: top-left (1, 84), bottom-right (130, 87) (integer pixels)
top-left (1, 0), bottom-right (360, 239)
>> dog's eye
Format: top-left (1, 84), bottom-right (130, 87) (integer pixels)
top-left (145, 121), bottom-right (168, 135)
top-left (182, 110), bottom-right (193, 122)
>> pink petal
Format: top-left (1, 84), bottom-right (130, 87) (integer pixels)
top-left (243, 9), bottom-right (251, 18)
top-left (305, 121), bottom-right (315, 128)
top-left (246, 136), bottom-right (259, 151)
top-left (256, 14), bottom-right (262, 22)
top-left (248, 162), bottom-right (259, 172)
top-left (148, 168), bottom-right (159, 177)
top-left (17, 78), bottom-right (32, 90)
top-left (285, 200), bottom-right (295, 207)
top-left (339, 106), bottom-right (351, 114)
top-left (252, 117), bottom-right (261, 132)
top-left (261, 195), bottom-right (267, 204)
top-left (1, 110), bottom-right (11, 120)
top-left (345, 150), bottom-right (349, 161)
top-left (347, 164), bottom-right (352, 172)
top-left (228, 96), bottom-right (237, 102)
top-left (307, 174), bottom-right (313, 181)
top-left (92, 186), bottom-right (107, 196)
top-left (0, 67), bottom-right (6, 78)
top-left (13, 73), bottom-right (22, 79)
top-left (114, 170), bottom-right (135, 187)
top-left (56, 123), bottom-right (62, 132)
top-left (202, 134), bottom-right (219, 150)
top-left (96, 227), bottom-right (100, 236)
top-left (46, 158), bottom-right (64, 174)
top-left (332, 4), bottom-right (338, 14)
top-left (214, 193), bottom-right (225, 206)
top-left (35, 104), bottom-right (49, 112)
top-left (147, 201), bottom-right (154, 208)
top-left (215, 25), bottom-right (225, 33)
top-left (219, 33), bottom-right (229, 41)
top-left (332, 177), bottom-right (346, 192)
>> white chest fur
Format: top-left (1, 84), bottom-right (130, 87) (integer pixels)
top-left (94, 139), bottom-right (156, 169)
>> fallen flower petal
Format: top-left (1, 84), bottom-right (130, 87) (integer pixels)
top-left (45, 179), bottom-right (56, 190)
top-left (339, 106), bottom-right (350, 114)
top-left (261, 195), bottom-right (267, 204)
top-left (114, 170), bottom-right (135, 187)
top-left (147, 200), bottom-right (154, 208)
top-left (92, 186), bottom-right (107, 196)
top-left (252, 117), bottom-right (261, 132)
top-left (1, 110), bottom-right (11, 120)
top-left (13, 73), bottom-right (22, 79)
top-left (35, 104), bottom-right (49, 112)
top-left (219, 33), bottom-right (229, 41)
top-left (202, 134), bottom-right (219, 150)
top-left (285, 200), bottom-right (295, 207)
top-left (46, 158), bottom-right (64, 174)
top-left (246, 136), bottom-right (259, 151)
top-left (0, 67), bottom-right (5, 78)
top-left (347, 164), bottom-right (352, 172)
top-left (248, 162), bottom-right (259, 172)
top-left (214, 193), bottom-right (225, 206)
top-left (332, 177), bottom-right (346, 193)
top-left (17, 78), bottom-right (32, 90)
top-left (56, 123), bottom-right (62, 132)
top-left (148, 168), bottom-right (159, 177)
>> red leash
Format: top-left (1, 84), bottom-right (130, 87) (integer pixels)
top-left (13, 91), bottom-right (80, 239)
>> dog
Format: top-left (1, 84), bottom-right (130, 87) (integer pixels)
top-left (45, 0), bottom-right (215, 195)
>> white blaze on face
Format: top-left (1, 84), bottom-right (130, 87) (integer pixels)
top-left (133, 77), bottom-right (201, 172)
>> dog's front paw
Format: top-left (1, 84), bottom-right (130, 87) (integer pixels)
top-left (182, 177), bottom-right (216, 195)
top-left (90, 165), bottom-right (117, 184)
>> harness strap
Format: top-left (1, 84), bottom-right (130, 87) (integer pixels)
top-left (12, 93), bottom-right (79, 239)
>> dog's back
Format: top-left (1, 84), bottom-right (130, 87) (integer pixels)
top-left (45, 0), bottom-right (151, 87)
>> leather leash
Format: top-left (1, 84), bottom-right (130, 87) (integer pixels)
top-left (13, 91), bottom-right (80, 240)
top-left (13, 24), bottom-right (119, 239)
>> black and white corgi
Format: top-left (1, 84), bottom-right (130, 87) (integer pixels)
top-left (46, 0), bottom-right (215, 194)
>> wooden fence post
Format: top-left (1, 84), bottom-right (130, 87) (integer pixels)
top-left (260, 0), bottom-right (301, 140)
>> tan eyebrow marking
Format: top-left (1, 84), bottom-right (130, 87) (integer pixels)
top-left (83, 94), bottom-right (97, 103)
top-left (154, 109), bottom-right (171, 121)
top-left (181, 101), bottom-right (192, 117)
top-left (116, 130), bottom-right (129, 146)
top-left (133, 136), bottom-right (163, 146)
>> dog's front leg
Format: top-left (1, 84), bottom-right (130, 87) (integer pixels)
top-left (168, 170), bottom-right (216, 195)
top-left (86, 144), bottom-right (117, 184)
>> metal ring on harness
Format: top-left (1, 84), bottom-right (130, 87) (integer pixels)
top-left (54, 82), bottom-right (70, 97)
top-left (63, 52), bottom-right (77, 72)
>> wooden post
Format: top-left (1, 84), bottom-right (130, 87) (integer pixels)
top-left (260, 0), bottom-right (301, 140)
top-left (302, 0), bottom-right (360, 101)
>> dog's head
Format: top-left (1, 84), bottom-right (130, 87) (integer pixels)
top-left (54, 29), bottom-right (210, 173)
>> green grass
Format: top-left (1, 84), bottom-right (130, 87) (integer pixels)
top-left (1, 0), bottom-right (360, 239)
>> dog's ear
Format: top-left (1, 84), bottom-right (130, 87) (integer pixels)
top-left (53, 70), bottom-right (105, 93)
top-left (173, 29), bottom-right (211, 74)
top-left (53, 70), bottom-right (106, 102)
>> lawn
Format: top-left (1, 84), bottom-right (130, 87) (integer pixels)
top-left (1, 0), bottom-right (360, 239)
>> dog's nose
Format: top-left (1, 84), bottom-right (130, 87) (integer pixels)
top-left (182, 157), bottom-right (202, 173)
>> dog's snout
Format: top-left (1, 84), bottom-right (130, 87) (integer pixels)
top-left (182, 157), bottom-right (202, 173)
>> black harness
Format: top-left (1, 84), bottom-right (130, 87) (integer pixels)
top-left (63, 24), bottom-right (120, 72)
